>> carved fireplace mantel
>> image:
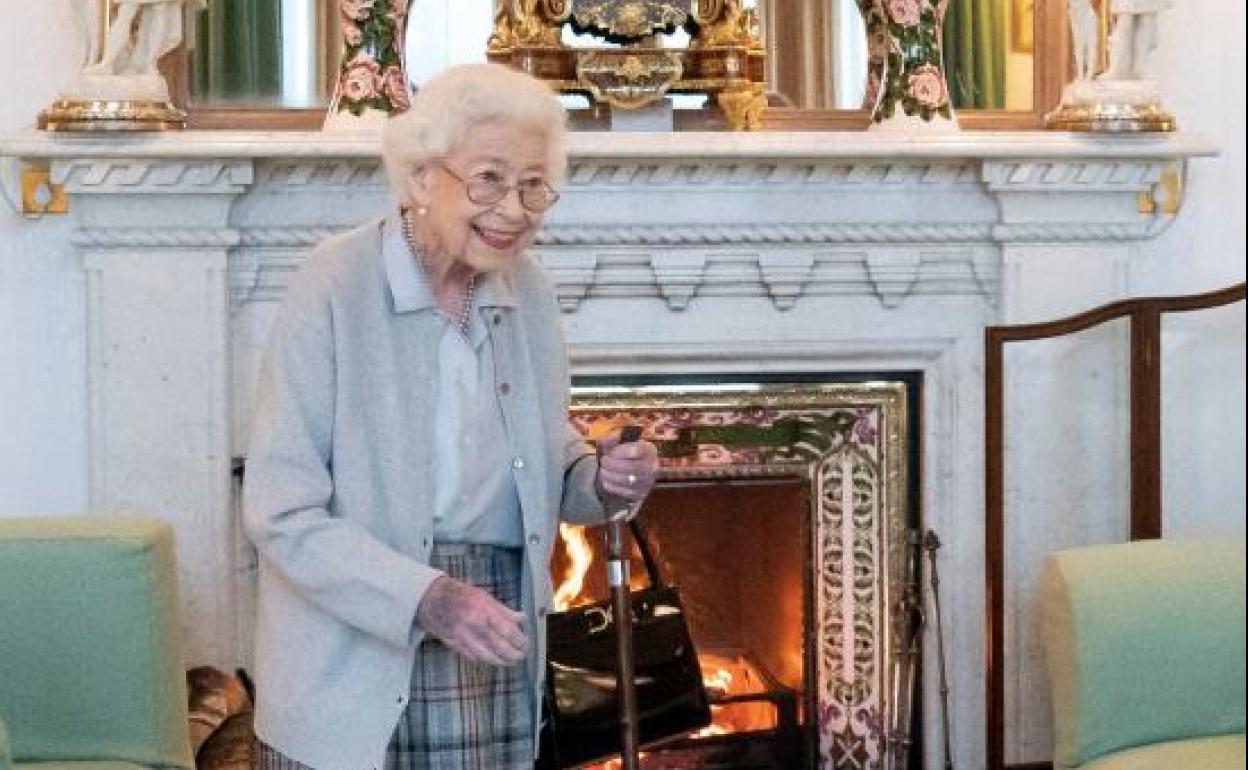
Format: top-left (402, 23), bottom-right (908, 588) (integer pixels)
top-left (0, 128), bottom-right (1218, 769)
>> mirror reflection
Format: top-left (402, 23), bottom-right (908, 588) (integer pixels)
top-left (187, 0), bottom-right (1034, 114)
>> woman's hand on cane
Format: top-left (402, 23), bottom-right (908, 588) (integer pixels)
top-left (595, 428), bottom-right (660, 515)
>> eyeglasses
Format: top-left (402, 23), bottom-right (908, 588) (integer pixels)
top-left (437, 162), bottom-right (560, 213)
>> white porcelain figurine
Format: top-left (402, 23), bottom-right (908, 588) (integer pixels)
top-left (1046, 0), bottom-right (1176, 130)
top-left (42, 1), bottom-right (207, 129)
top-left (76, 0), bottom-right (206, 101)
top-left (1102, 0), bottom-right (1172, 81)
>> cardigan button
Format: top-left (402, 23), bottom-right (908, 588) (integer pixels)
top-left (498, 382), bottom-right (511, 396)
top-left (512, 457), bottom-right (526, 470)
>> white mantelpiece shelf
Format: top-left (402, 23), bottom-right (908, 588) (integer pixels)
top-left (0, 128), bottom-right (1218, 160)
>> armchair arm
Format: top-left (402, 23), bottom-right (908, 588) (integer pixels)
top-left (1040, 537), bottom-right (1246, 769)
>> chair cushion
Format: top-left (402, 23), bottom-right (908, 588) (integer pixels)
top-left (0, 516), bottom-right (193, 770)
top-left (1079, 733), bottom-right (1246, 770)
top-left (1040, 537), bottom-right (1246, 769)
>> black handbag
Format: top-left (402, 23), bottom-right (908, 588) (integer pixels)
top-left (537, 521), bottom-right (712, 769)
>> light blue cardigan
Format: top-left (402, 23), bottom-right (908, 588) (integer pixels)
top-left (243, 215), bottom-right (606, 770)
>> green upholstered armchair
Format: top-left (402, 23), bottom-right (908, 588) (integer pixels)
top-left (1039, 537), bottom-right (1247, 770)
top-left (0, 515), bottom-right (194, 770)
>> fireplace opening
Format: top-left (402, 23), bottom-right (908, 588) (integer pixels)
top-left (552, 478), bottom-right (813, 769)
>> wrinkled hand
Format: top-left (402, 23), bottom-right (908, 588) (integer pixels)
top-left (415, 576), bottom-right (528, 666)
top-left (595, 428), bottom-right (660, 513)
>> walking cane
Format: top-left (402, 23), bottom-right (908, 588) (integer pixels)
top-left (606, 425), bottom-right (643, 770)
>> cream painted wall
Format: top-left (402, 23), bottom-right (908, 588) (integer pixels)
top-left (1138, 0), bottom-right (1247, 536)
top-left (0, 0), bottom-right (87, 514)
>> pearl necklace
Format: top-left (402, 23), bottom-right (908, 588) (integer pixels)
top-left (401, 208), bottom-right (476, 337)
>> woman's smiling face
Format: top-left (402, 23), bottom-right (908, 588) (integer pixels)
top-left (409, 120), bottom-right (554, 276)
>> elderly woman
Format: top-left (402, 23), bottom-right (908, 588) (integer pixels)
top-left (243, 63), bottom-right (659, 770)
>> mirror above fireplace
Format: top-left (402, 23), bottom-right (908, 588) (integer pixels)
top-left (179, 0), bottom-right (1057, 130)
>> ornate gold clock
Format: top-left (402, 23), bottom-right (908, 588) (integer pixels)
top-left (488, 0), bottom-right (767, 130)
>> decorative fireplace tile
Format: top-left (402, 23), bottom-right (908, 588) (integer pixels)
top-left (570, 383), bottom-right (911, 770)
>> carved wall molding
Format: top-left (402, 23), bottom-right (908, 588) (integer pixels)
top-left (255, 160), bottom-right (385, 187)
top-left (236, 226), bottom-right (345, 247)
top-left (564, 159), bottom-right (981, 187)
top-left (79, 219), bottom-right (1159, 256)
top-left (230, 251), bottom-right (303, 309)
top-left (536, 222), bottom-right (996, 245)
top-left (50, 158), bottom-right (253, 192)
top-left (72, 227), bottom-right (242, 248)
top-left (991, 221), bottom-right (1171, 241)
top-left (649, 252), bottom-right (708, 310)
top-left (540, 251), bottom-right (600, 312)
top-left (981, 159), bottom-right (1166, 191)
top-left (227, 246), bottom-right (999, 312)
top-left (759, 252), bottom-right (816, 310)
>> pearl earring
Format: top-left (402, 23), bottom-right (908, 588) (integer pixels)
top-left (416, 205), bottom-right (428, 217)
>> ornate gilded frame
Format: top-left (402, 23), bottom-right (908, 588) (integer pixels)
top-left (569, 381), bottom-right (913, 769)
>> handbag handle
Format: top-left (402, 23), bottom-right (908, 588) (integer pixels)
top-left (628, 519), bottom-right (668, 589)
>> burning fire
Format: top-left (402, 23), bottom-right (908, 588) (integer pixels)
top-left (696, 653), bottom-right (778, 735)
top-left (553, 523), bottom-right (595, 611)
top-left (554, 530), bottom-right (781, 770)
top-left (551, 524), bottom-right (650, 611)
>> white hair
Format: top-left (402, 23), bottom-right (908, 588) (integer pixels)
top-left (381, 63), bottom-right (568, 206)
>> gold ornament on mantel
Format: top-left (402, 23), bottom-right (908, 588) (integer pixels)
top-left (487, 0), bottom-right (767, 131)
top-left (39, 0), bottom-right (206, 132)
top-left (1046, 0), bottom-right (1176, 132)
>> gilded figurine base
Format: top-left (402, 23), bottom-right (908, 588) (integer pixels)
top-left (1045, 100), bottom-right (1176, 133)
top-left (38, 99), bottom-right (186, 132)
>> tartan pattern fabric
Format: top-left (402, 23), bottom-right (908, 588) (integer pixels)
top-left (256, 543), bottom-right (532, 770)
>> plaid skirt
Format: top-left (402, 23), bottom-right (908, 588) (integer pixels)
top-left (255, 543), bottom-right (533, 770)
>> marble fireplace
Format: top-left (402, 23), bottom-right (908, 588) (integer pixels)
top-left (0, 128), bottom-right (1214, 768)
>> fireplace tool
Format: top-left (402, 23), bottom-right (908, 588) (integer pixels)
top-left (887, 529), bottom-right (924, 770)
top-left (607, 425), bottom-right (644, 770)
top-left (888, 529), bottom-right (955, 770)
top-left (925, 530), bottom-right (955, 770)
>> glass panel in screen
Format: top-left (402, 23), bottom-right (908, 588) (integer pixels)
top-left (1002, 318), bottom-right (1132, 765)
top-left (1161, 303), bottom-right (1247, 538)
top-left (186, 0), bottom-right (1033, 113)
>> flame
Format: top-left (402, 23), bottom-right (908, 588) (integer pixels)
top-left (689, 716), bottom-right (732, 739)
top-left (589, 751), bottom-right (650, 770)
top-left (553, 523), bottom-right (595, 611)
top-left (697, 653), bottom-right (779, 735)
top-left (583, 653), bottom-right (781, 769)
top-left (704, 666), bottom-right (734, 696)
